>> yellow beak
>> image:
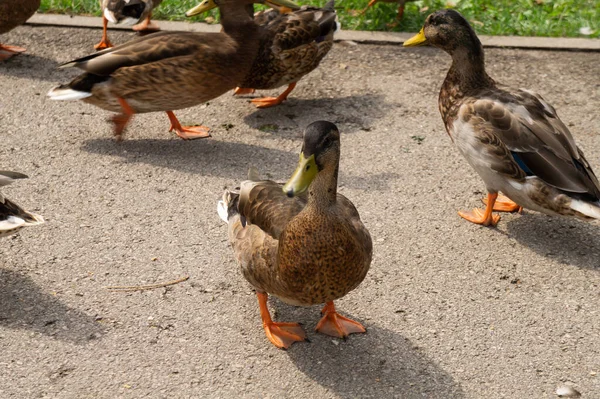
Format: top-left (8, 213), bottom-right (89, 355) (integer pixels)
top-left (186, 0), bottom-right (216, 17)
top-left (186, 0), bottom-right (300, 17)
top-left (403, 28), bottom-right (427, 47)
top-left (282, 153), bottom-right (318, 197)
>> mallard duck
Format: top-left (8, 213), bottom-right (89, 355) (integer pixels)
top-left (95, 0), bottom-right (164, 50)
top-left (404, 9), bottom-right (600, 226)
top-left (48, 0), bottom-right (299, 141)
top-left (0, 171), bottom-right (44, 238)
top-left (187, 0), bottom-right (336, 108)
top-left (360, 0), bottom-right (415, 23)
top-left (217, 121), bottom-right (372, 349)
top-left (0, 0), bottom-right (40, 60)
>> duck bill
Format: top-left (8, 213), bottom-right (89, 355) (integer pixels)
top-left (186, 0), bottom-right (217, 17)
top-left (282, 153), bottom-right (318, 198)
top-left (265, 0), bottom-right (301, 11)
top-left (403, 28), bottom-right (427, 47)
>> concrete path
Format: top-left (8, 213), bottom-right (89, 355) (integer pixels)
top-left (1, 25), bottom-right (599, 398)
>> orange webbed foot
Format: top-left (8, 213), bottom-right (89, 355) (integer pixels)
top-left (257, 292), bottom-right (306, 349)
top-left (166, 111), bottom-right (211, 140)
top-left (263, 321), bottom-right (307, 349)
top-left (132, 14), bottom-right (160, 32)
top-left (233, 87), bottom-right (256, 96)
top-left (0, 44), bottom-right (26, 60)
top-left (315, 302), bottom-right (366, 339)
top-left (94, 39), bottom-right (113, 50)
top-left (250, 82), bottom-right (296, 109)
top-left (458, 208), bottom-right (501, 227)
top-left (481, 194), bottom-right (523, 213)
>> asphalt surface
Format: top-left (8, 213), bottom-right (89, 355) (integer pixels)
top-left (1, 25), bottom-right (599, 398)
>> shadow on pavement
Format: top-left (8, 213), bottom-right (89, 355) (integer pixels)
top-left (286, 322), bottom-right (464, 398)
top-left (0, 53), bottom-right (61, 82)
top-left (242, 94), bottom-right (389, 135)
top-left (0, 268), bottom-right (104, 343)
top-left (80, 138), bottom-right (296, 180)
top-left (506, 213), bottom-right (600, 270)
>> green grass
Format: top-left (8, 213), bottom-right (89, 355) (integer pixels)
top-left (38, 0), bottom-right (600, 38)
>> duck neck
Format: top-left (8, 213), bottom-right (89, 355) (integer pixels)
top-left (307, 162), bottom-right (339, 210)
top-left (219, 4), bottom-right (257, 41)
top-left (439, 38), bottom-right (495, 123)
top-left (446, 42), bottom-right (494, 91)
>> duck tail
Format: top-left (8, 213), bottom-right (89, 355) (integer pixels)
top-left (570, 199), bottom-right (600, 220)
top-left (47, 73), bottom-right (108, 101)
top-left (217, 190), bottom-right (240, 224)
top-left (0, 197), bottom-right (45, 235)
top-left (105, 0), bottom-right (147, 24)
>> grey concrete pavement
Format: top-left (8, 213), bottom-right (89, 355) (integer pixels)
top-left (0, 25), bottom-right (599, 398)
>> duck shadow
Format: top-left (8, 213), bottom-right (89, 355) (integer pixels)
top-left (340, 171), bottom-right (402, 192)
top-left (0, 53), bottom-right (61, 82)
top-left (0, 268), bottom-right (104, 343)
top-left (267, 301), bottom-right (464, 398)
top-left (506, 213), bottom-right (600, 270)
top-left (80, 138), bottom-right (296, 180)
top-left (242, 94), bottom-right (389, 136)
top-left (283, 319), bottom-right (463, 396)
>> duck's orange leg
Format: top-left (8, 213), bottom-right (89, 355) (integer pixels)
top-left (0, 44), bottom-right (27, 61)
top-left (165, 111), bottom-right (211, 140)
top-left (250, 82), bottom-right (297, 108)
top-left (94, 16), bottom-right (113, 50)
top-left (257, 292), bottom-right (306, 349)
top-left (315, 301), bottom-right (366, 339)
top-left (112, 98), bottom-right (135, 141)
top-left (233, 87), bottom-right (256, 96)
top-left (458, 192), bottom-right (501, 226)
top-left (133, 12), bottom-right (160, 32)
top-left (360, 0), bottom-right (378, 14)
top-left (481, 193), bottom-right (523, 213)
top-left (397, 4), bottom-right (406, 20)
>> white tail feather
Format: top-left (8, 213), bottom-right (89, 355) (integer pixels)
top-left (570, 199), bottom-right (600, 219)
top-left (47, 87), bottom-right (92, 101)
top-left (0, 216), bottom-right (26, 231)
top-left (217, 200), bottom-right (228, 223)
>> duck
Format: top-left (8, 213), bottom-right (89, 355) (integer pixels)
top-left (187, 0), bottom-right (336, 109)
top-left (217, 121), bottom-right (372, 349)
top-left (0, 171), bottom-right (44, 238)
top-left (95, 0), bottom-right (164, 50)
top-left (48, 0), bottom-right (299, 141)
top-left (403, 9), bottom-right (600, 226)
top-left (0, 0), bottom-right (40, 60)
top-left (360, 0), bottom-right (415, 24)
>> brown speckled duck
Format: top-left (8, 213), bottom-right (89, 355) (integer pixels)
top-left (404, 9), bottom-right (600, 226)
top-left (0, 0), bottom-right (40, 60)
top-left (0, 171), bottom-right (44, 238)
top-left (187, 0), bottom-right (337, 108)
top-left (95, 0), bottom-right (164, 50)
top-left (217, 121), bottom-right (372, 349)
top-left (48, 0), bottom-right (298, 141)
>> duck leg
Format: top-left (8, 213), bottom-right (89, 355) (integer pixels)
top-left (112, 98), bottom-right (135, 141)
top-left (257, 292), bottom-right (306, 349)
top-left (166, 111), bottom-right (211, 140)
top-left (250, 82), bottom-right (297, 108)
top-left (481, 193), bottom-right (523, 213)
top-left (315, 301), bottom-right (366, 338)
top-left (94, 16), bottom-right (113, 50)
top-left (360, 0), bottom-right (378, 14)
top-left (0, 44), bottom-right (27, 61)
top-left (133, 12), bottom-right (161, 32)
top-left (233, 87), bottom-right (256, 96)
top-left (458, 192), bottom-right (501, 226)
top-left (397, 0), bottom-right (407, 20)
